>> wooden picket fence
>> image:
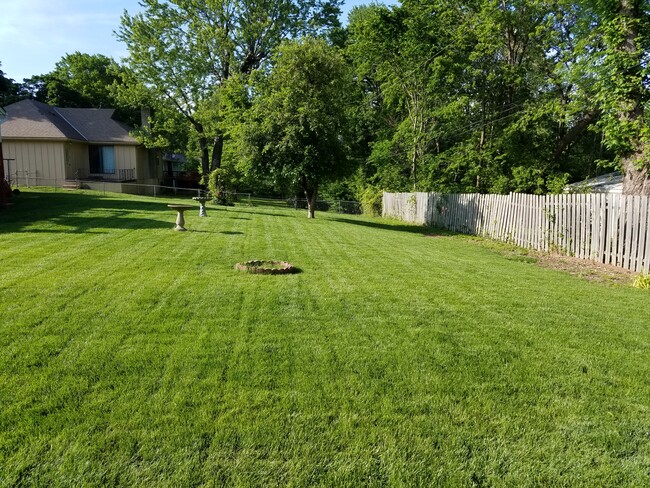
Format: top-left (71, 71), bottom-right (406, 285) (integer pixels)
top-left (383, 191), bottom-right (650, 273)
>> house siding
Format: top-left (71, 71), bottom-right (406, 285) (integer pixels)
top-left (66, 142), bottom-right (88, 180)
top-left (136, 147), bottom-right (161, 185)
top-left (2, 140), bottom-right (65, 186)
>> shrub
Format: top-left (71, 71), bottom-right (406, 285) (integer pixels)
top-left (208, 168), bottom-right (234, 206)
top-left (633, 273), bottom-right (650, 289)
top-left (359, 186), bottom-right (383, 216)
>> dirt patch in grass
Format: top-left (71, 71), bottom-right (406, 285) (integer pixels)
top-left (532, 252), bottom-right (635, 285)
top-left (463, 235), bottom-right (635, 286)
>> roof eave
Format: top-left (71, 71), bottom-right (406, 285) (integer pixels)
top-left (2, 136), bottom-right (82, 142)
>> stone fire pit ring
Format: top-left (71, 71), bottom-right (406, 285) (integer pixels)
top-left (235, 260), bottom-right (297, 275)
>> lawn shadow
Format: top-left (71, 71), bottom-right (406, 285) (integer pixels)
top-left (221, 231), bottom-right (244, 235)
top-left (331, 217), bottom-right (452, 237)
top-left (1, 191), bottom-right (180, 234)
top-left (229, 209), bottom-right (293, 218)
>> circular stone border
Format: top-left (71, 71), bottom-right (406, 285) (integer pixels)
top-left (235, 260), bottom-right (297, 275)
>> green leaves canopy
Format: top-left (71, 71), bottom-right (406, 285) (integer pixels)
top-left (117, 0), bottom-right (343, 177)
top-left (240, 37), bottom-right (353, 216)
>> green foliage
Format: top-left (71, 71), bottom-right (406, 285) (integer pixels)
top-left (48, 53), bottom-right (123, 107)
top-left (587, 2), bottom-right (650, 170)
top-left (22, 53), bottom-right (129, 112)
top-left (7, 2), bottom-right (650, 197)
top-left (0, 63), bottom-right (21, 106)
top-left (240, 37), bottom-right (354, 216)
top-left (358, 185), bottom-right (383, 216)
top-left (633, 273), bottom-right (650, 289)
top-left (546, 173), bottom-right (572, 194)
top-left (118, 0), bottom-right (344, 177)
top-left (208, 167), bottom-right (235, 205)
top-left (343, 0), bottom-right (631, 195)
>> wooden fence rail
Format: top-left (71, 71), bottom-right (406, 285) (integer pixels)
top-left (383, 192), bottom-right (650, 273)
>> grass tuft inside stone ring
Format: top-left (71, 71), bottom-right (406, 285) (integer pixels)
top-left (235, 260), bottom-right (297, 274)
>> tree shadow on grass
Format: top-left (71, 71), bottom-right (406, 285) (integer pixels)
top-left (228, 209), bottom-right (293, 218)
top-left (1, 191), bottom-right (177, 234)
top-left (330, 216), bottom-right (452, 237)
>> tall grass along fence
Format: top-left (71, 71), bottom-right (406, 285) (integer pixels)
top-left (383, 191), bottom-right (650, 273)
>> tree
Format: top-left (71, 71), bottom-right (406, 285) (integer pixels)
top-left (346, 3), bottom-right (468, 192)
top-left (586, 0), bottom-right (650, 194)
top-left (18, 53), bottom-right (126, 109)
top-left (344, 0), bottom-right (615, 196)
top-left (117, 0), bottom-right (342, 180)
top-left (240, 37), bottom-right (353, 218)
top-left (48, 52), bottom-right (125, 109)
top-left (0, 64), bottom-right (21, 106)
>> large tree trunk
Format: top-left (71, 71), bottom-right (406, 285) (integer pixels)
top-left (618, 0), bottom-right (649, 195)
top-left (551, 109), bottom-right (601, 162)
top-left (211, 133), bottom-right (224, 171)
top-left (622, 152), bottom-right (650, 194)
top-left (199, 137), bottom-right (210, 179)
top-left (301, 175), bottom-right (317, 219)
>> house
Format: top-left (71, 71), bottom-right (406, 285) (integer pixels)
top-left (1, 99), bottom-right (162, 194)
top-left (564, 172), bottom-right (623, 194)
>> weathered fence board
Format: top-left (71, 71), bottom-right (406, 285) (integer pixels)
top-left (383, 191), bottom-right (650, 273)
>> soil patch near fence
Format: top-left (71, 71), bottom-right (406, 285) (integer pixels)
top-left (463, 236), bottom-right (635, 286)
top-left (532, 252), bottom-right (635, 285)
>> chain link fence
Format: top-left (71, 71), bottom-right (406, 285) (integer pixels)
top-left (5, 176), bottom-right (363, 216)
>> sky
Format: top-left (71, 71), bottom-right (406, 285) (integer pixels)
top-left (0, 0), bottom-right (397, 82)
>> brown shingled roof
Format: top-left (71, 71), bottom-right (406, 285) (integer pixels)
top-left (55, 107), bottom-right (139, 144)
top-left (1, 99), bottom-right (139, 145)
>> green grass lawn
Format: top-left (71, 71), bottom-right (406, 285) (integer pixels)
top-left (1, 188), bottom-right (649, 486)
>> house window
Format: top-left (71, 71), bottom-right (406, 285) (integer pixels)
top-left (89, 146), bottom-right (116, 174)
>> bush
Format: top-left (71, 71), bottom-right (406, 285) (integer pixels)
top-left (359, 186), bottom-right (383, 216)
top-left (633, 273), bottom-right (650, 289)
top-left (208, 168), bottom-right (234, 206)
